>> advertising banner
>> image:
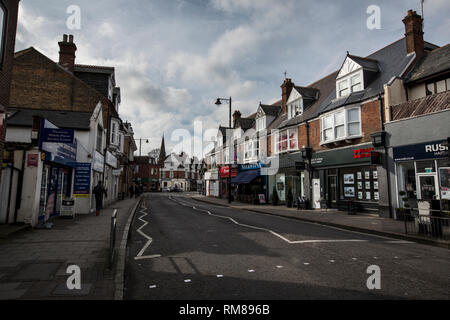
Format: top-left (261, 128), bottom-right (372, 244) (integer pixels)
top-left (71, 163), bottom-right (91, 198)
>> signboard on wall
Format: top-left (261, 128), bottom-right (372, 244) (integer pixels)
top-left (393, 140), bottom-right (448, 161)
top-left (311, 144), bottom-right (374, 168)
top-left (93, 151), bottom-right (104, 173)
top-left (71, 163), bottom-right (91, 198)
top-left (39, 119), bottom-right (77, 165)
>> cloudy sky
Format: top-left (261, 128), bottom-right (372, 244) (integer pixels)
top-left (15, 0), bottom-right (450, 157)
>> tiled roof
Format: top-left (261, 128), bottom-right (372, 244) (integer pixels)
top-left (74, 64), bottom-right (115, 74)
top-left (406, 44), bottom-right (450, 83)
top-left (260, 104), bottom-right (281, 116)
top-left (7, 108), bottom-right (92, 130)
top-left (346, 54), bottom-right (379, 72)
top-left (390, 91), bottom-right (450, 121)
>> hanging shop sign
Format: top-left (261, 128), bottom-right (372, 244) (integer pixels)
top-left (106, 151), bottom-right (118, 168)
top-left (393, 140), bottom-right (448, 162)
top-left (93, 151), bottom-right (105, 173)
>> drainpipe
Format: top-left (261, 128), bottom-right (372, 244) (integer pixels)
top-left (379, 94), bottom-right (393, 218)
top-left (306, 121), bottom-right (313, 209)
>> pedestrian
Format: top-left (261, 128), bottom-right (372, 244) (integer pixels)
top-left (129, 184), bottom-right (135, 198)
top-left (93, 181), bottom-right (107, 216)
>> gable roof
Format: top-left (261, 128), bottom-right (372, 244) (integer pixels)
top-left (260, 104), bottom-right (281, 117)
top-left (346, 54), bottom-right (380, 73)
top-left (318, 37), bottom-right (429, 116)
top-left (405, 43), bottom-right (450, 83)
top-left (7, 108), bottom-right (92, 130)
top-left (293, 86), bottom-right (320, 100)
top-left (235, 117), bottom-right (255, 131)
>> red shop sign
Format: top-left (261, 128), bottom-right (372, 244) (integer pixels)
top-left (354, 148), bottom-right (374, 159)
top-left (220, 166), bottom-right (237, 178)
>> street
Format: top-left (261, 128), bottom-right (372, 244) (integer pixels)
top-left (124, 193), bottom-right (450, 300)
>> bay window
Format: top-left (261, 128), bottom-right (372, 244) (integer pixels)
top-left (276, 129), bottom-right (298, 153)
top-left (321, 107), bottom-right (361, 143)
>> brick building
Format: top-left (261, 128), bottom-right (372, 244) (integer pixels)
top-left (133, 155), bottom-right (160, 192)
top-left (0, 0), bottom-right (19, 184)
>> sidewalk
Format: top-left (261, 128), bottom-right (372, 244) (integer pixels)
top-left (191, 195), bottom-right (450, 249)
top-left (0, 196), bottom-right (141, 300)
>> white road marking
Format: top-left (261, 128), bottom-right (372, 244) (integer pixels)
top-left (184, 279), bottom-right (192, 283)
top-left (149, 285), bottom-right (157, 289)
top-left (169, 197), bottom-right (407, 247)
top-left (134, 205), bottom-right (162, 261)
top-left (352, 258), bottom-right (358, 261)
top-left (303, 263), bottom-right (310, 265)
top-left (216, 275), bottom-right (224, 278)
top-left (329, 260), bottom-right (336, 263)
top-left (276, 266), bottom-right (283, 269)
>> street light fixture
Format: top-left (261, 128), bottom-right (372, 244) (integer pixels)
top-left (215, 96), bottom-right (233, 203)
top-left (137, 138), bottom-right (150, 157)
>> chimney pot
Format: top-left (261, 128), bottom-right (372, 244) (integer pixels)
top-left (281, 78), bottom-right (294, 115)
top-left (403, 10), bottom-right (424, 57)
top-left (58, 34), bottom-right (77, 73)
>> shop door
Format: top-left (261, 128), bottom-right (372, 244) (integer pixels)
top-left (328, 176), bottom-right (338, 204)
top-left (312, 179), bottom-right (321, 209)
top-left (417, 175), bottom-right (438, 215)
top-left (418, 175), bottom-right (438, 201)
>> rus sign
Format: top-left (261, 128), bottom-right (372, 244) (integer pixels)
top-left (393, 140), bottom-right (448, 161)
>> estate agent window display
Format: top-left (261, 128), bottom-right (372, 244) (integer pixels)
top-left (340, 166), bottom-right (379, 203)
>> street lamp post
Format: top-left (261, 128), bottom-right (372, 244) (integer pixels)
top-left (137, 138), bottom-right (150, 157)
top-left (215, 97), bottom-right (233, 204)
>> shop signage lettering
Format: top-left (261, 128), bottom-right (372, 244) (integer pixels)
top-left (239, 162), bottom-right (262, 171)
top-left (220, 166), bottom-right (237, 178)
top-left (393, 140), bottom-right (448, 161)
top-left (354, 148), bottom-right (374, 159)
top-left (71, 163), bottom-right (91, 198)
top-left (41, 128), bottom-right (75, 144)
top-left (311, 144), bottom-right (374, 168)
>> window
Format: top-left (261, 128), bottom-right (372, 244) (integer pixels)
top-left (111, 123), bottom-right (116, 144)
top-left (321, 107), bottom-right (361, 143)
top-left (426, 78), bottom-right (449, 96)
top-left (338, 80), bottom-right (349, 97)
top-left (337, 70), bottom-right (364, 98)
top-left (0, 4), bottom-right (5, 65)
top-left (256, 117), bottom-right (266, 131)
top-left (96, 125), bottom-right (103, 153)
top-left (288, 99), bottom-right (303, 119)
top-left (276, 129), bottom-right (298, 153)
top-left (244, 139), bottom-right (259, 162)
top-left (351, 74), bottom-right (362, 92)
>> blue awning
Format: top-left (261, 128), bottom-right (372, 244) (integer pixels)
top-left (231, 169), bottom-right (260, 185)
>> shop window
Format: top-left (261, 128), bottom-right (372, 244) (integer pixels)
top-left (397, 162), bottom-right (417, 208)
top-left (416, 160), bottom-right (435, 173)
top-left (96, 125), bottom-right (103, 153)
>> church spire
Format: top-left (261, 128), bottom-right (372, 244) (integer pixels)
top-left (158, 135), bottom-right (166, 165)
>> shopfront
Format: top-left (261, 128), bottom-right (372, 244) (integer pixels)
top-left (220, 165), bottom-right (237, 198)
top-left (311, 144), bottom-right (380, 213)
top-left (393, 140), bottom-right (449, 214)
top-left (205, 170), bottom-right (219, 197)
top-left (232, 163), bottom-right (265, 203)
top-left (38, 120), bottom-right (77, 223)
top-left (267, 153), bottom-right (305, 203)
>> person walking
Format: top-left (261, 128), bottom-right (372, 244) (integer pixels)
top-left (93, 181), bottom-right (107, 216)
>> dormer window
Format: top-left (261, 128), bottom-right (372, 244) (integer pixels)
top-left (288, 99), bottom-right (303, 119)
top-left (256, 116), bottom-right (266, 131)
top-left (336, 54), bottom-right (379, 98)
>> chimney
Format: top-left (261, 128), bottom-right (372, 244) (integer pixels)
top-left (402, 10), bottom-right (424, 57)
top-left (58, 34), bottom-right (77, 72)
top-left (232, 110), bottom-right (242, 128)
top-left (281, 78), bottom-right (294, 114)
